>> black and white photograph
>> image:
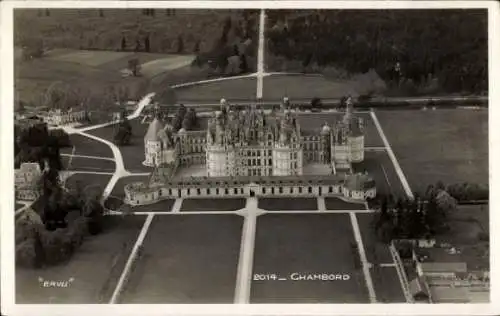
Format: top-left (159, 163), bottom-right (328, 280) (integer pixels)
top-left (0, 1), bottom-right (497, 315)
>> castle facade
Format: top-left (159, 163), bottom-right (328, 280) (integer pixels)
top-left (143, 97), bottom-right (365, 175)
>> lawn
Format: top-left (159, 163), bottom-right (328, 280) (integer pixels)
top-left (87, 118), bottom-right (151, 173)
top-left (15, 203), bottom-right (24, 210)
top-left (121, 215), bottom-right (243, 303)
top-left (60, 135), bottom-right (113, 158)
top-left (262, 75), bottom-right (360, 100)
top-left (62, 157), bottom-right (116, 173)
top-left (352, 151), bottom-right (407, 198)
top-left (251, 213), bottom-right (369, 303)
top-left (324, 197), bottom-right (365, 210)
top-left (296, 112), bottom-right (384, 148)
top-left (355, 213), bottom-right (394, 264)
top-left (180, 198), bottom-right (246, 212)
top-left (16, 215), bottom-right (147, 303)
top-left (63, 173), bottom-right (112, 197)
top-left (174, 77), bottom-right (257, 102)
top-left (375, 109), bottom-right (488, 193)
top-left (371, 267), bottom-right (407, 303)
top-left (258, 197), bottom-right (317, 211)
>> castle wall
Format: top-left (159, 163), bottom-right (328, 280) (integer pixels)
top-left (124, 181), bottom-right (362, 206)
top-left (348, 135), bottom-right (364, 163)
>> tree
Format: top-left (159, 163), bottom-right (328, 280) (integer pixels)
top-left (193, 40), bottom-right (201, 53)
top-left (177, 35), bottom-right (184, 53)
top-left (182, 108), bottom-right (198, 131)
top-left (144, 34), bottom-right (151, 53)
top-left (121, 36), bottom-right (127, 51)
top-left (128, 58), bottom-right (141, 77)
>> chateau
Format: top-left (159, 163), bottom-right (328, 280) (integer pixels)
top-left (124, 97), bottom-right (376, 206)
top-left (143, 97), bottom-right (364, 174)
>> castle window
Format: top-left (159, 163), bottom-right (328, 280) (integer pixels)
top-left (187, 188), bottom-right (191, 195)
top-left (262, 187), bottom-right (266, 194)
top-left (216, 188), bottom-right (219, 195)
top-left (298, 187), bottom-right (302, 193)
top-left (279, 187), bottom-right (283, 194)
top-left (225, 188), bottom-right (229, 195)
top-left (329, 186), bottom-right (333, 193)
top-left (271, 187), bottom-right (275, 194)
top-left (159, 190), bottom-right (162, 196)
top-left (308, 186), bottom-right (313, 194)
top-left (169, 188), bottom-right (172, 195)
top-left (290, 187), bottom-right (294, 194)
top-left (234, 188), bottom-right (238, 195)
top-left (268, 159), bottom-right (272, 165)
top-left (207, 188), bottom-right (211, 195)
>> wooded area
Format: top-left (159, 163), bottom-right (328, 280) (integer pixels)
top-left (267, 9), bottom-right (488, 94)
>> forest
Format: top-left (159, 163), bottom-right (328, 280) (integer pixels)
top-left (266, 9), bottom-right (488, 95)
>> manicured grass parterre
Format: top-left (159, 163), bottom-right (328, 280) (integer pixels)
top-left (175, 77), bottom-right (257, 102)
top-left (375, 109), bottom-right (488, 193)
top-left (60, 134), bottom-right (113, 158)
top-left (180, 198), bottom-right (246, 212)
top-left (324, 197), bottom-right (365, 210)
top-left (121, 215), bottom-right (243, 303)
top-left (297, 112), bottom-right (384, 148)
top-left (15, 203), bottom-right (24, 210)
top-left (371, 267), bottom-right (407, 303)
top-left (257, 197), bottom-right (317, 211)
top-left (16, 215), bottom-right (147, 303)
top-left (251, 213), bottom-right (369, 303)
top-left (62, 156), bottom-right (116, 173)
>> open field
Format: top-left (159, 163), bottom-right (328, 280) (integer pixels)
top-left (121, 215), bottom-right (243, 303)
top-left (60, 135), bottom-right (113, 158)
top-left (62, 157), bottom-right (116, 173)
top-left (180, 198), bottom-right (246, 212)
top-left (15, 9), bottom-right (248, 55)
top-left (371, 267), bottom-right (407, 303)
top-left (375, 109), bottom-right (488, 193)
top-left (16, 215), bottom-right (146, 303)
top-left (251, 213), bottom-right (369, 303)
top-left (324, 197), bottom-right (365, 210)
top-left (258, 197), bottom-right (317, 211)
top-left (175, 77), bottom-right (257, 102)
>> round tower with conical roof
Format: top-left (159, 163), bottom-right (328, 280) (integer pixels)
top-left (143, 116), bottom-right (164, 167)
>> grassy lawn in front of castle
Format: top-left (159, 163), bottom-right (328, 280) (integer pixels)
top-left (251, 213), bottom-right (369, 303)
top-left (16, 215), bottom-right (146, 303)
top-left (60, 134), bottom-right (114, 158)
top-left (62, 156), bottom-right (116, 173)
top-left (180, 198), bottom-right (246, 212)
top-left (375, 109), bottom-right (488, 194)
top-left (257, 197), bottom-right (317, 211)
top-left (120, 214), bottom-right (243, 303)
